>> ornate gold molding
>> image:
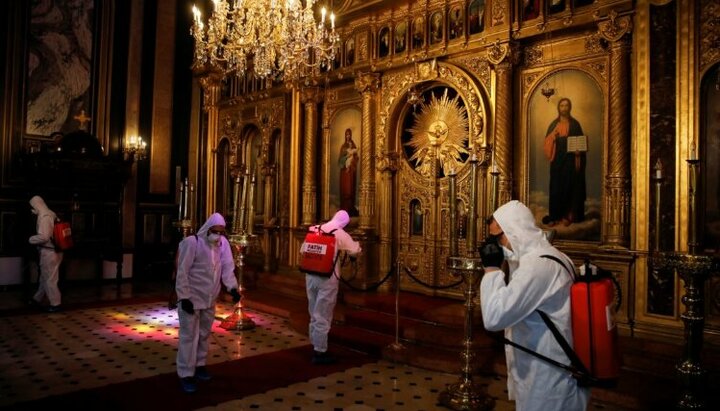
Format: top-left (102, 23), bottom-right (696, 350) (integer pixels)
top-left (597, 10), bottom-right (633, 42)
top-left (699, 0), bottom-right (720, 73)
top-left (414, 59), bottom-right (439, 82)
top-left (486, 41), bottom-right (509, 65)
top-left (453, 56), bottom-right (491, 91)
top-left (524, 45), bottom-right (544, 66)
top-left (376, 151), bottom-right (399, 173)
top-left (300, 86), bottom-right (323, 105)
top-left (354, 72), bottom-right (381, 94)
top-left (584, 33), bottom-right (606, 55)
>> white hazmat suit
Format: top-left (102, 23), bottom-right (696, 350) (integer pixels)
top-left (29, 195), bottom-right (63, 308)
top-left (175, 213), bottom-right (238, 379)
top-left (304, 210), bottom-right (361, 358)
top-left (480, 200), bottom-right (590, 411)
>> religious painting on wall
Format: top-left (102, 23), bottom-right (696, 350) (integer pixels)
top-left (329, 108), bottom-right (362, 217)
top-left (429, 11), bottom-right (443, 45)
top-left (25, 0), bottom-right (95, 137)
top-left (412, 16), bottom-right (425, 50)
top-left (449, 6), bottom-right (463, 40)
top-left (527, 69), bottom-right (604, 241)
top-left (378, 26), bottom-right (390, 58)
top-left (468, 0), bottom-right (485, 35)
top-left (243, 126), bottom-right (264, 218)
top-left (345, 37), bottom-right (355, 66)
top-left (394, 21), bottom-right (407, 54)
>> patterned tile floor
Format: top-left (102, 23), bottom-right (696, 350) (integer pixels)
top-left (0, 281), bottom-right (633, 410)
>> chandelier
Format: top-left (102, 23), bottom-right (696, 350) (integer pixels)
top-left (191, 0), bottom-right (339, 83)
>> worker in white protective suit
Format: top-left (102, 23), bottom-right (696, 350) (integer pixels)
top-left (479, 200), bottom-right (590, 411)
top-left (28, 195), bottom-right (63, 312)
top-left (175, 213), bottom-right (240, 393)
top-left (304, 210), bottom-right (361, 364)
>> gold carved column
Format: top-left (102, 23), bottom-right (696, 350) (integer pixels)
top-left (259, 123), bottom-right (277, 272)
top-left (599, 13), bottom-right (632, 248)
top-left (197, 69), bottom-right (224, 215)
top-left (301, 87), bottom-right (322, 226)
top-left (376, 152), bottom-right (399, 280)
top-left (355, 73), bottom-right (380, 230)
top-left (487, 42), bottom-right (516, 211)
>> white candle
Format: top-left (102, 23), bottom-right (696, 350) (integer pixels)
top-left (183, 178), bottom-right (190, 220)
top-left (321, 7), bottom-right (326, 24)
top-left (330, 13), bottom-right (335, 29)
top-left (690, 145), bottom-right (697, 161)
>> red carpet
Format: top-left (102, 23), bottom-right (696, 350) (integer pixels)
top-left (3, 344), bottom-right (375, 411)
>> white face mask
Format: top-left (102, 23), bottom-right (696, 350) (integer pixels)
top-left (207, 233), bottom-right (221, 245)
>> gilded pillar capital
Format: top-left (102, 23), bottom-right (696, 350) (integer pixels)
top-left (376, 152), bottom-right (399, 174)
top-left (300, 87), bottom-right (323, 105)
top-left (486, 41), bottom-right (520, 67)
top-left (597, 9), bottom-right (633, 43)
top-left (354, 73), bottom-right (381, 95)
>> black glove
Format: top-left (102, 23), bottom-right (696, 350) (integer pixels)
top-left (229, 288), bottom-right (241, 303)
top-left (180, 299), bottom-right (195, 315)
top-left (479, 237), bottom-right (505, 268)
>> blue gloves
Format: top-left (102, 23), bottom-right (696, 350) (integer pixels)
top-left (180, 299), bottom-right (195, 315)
top-left (229, 288), bottom-right (241, 303)
top-left (479, 237), bottom-right (505, 268)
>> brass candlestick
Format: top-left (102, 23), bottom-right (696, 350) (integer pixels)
top-left (221, 167), bottom-right (256, 331)
top-left (651, 156), bottom-right (717, 409)
top-left (439, 153), bottom-right (494, 411)
top-left (220, 232), bottom-right (256, 331)
top-left (449, 170), bottom-right (458, 257)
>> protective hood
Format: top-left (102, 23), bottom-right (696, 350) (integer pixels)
top-left (492, 200), bottom-right (550, 258)
top-left (29, 195), bottom-right (55, 219)
top-left (320, 210), bottom-right (350, 232)
top-left (196, 212), bottom-right (227, 237)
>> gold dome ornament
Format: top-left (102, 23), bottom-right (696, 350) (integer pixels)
top-left (405, 88), bottom-right (469, 177)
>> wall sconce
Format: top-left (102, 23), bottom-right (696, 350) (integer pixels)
top-left (123, 135), bottom-right (147, 161)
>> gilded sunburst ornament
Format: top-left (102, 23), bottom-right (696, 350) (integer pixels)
top-left (405, 88), bottom-right (469, 177)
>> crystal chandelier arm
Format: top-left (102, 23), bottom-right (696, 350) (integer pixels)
top-left (191, 0), bottom-right (340, 81)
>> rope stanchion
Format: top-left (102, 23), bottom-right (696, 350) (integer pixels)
top-left (403, 266), bottom-right (464, 290)
top-left (337, 260), bottom-right (395, 292)
top-left (388, 260), bottom-right (406, 351)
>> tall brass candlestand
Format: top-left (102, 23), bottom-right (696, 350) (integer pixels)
top-left (652, 253), bottom-right (716, 410)
top-left (439, 157), bottom-right (494, 411)
top-left (220, 232), bottom-right (256, 331)
top-left (221, 168), bottom-right (256, 331)
top-left (652, 157), bottom-right (718, 409)
top-left (439, 257), bottom-right (494, 411)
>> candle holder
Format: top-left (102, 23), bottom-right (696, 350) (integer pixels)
top-left (438, 257), bottom-right (495, 411)
top-left (650, 155), bottom-right (718, 409)
top-left (439, 151), bottom-right (494, 411)
top-left (220, 232), bottom-right (256, 331)
top-left (220, 167), bottom-right (257, 331)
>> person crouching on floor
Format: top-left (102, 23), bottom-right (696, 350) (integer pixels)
top-left (175, 213), bottom-right (241, 393)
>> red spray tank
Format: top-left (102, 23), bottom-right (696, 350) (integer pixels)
top-left (571, 261), bottom-right (621, 382)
